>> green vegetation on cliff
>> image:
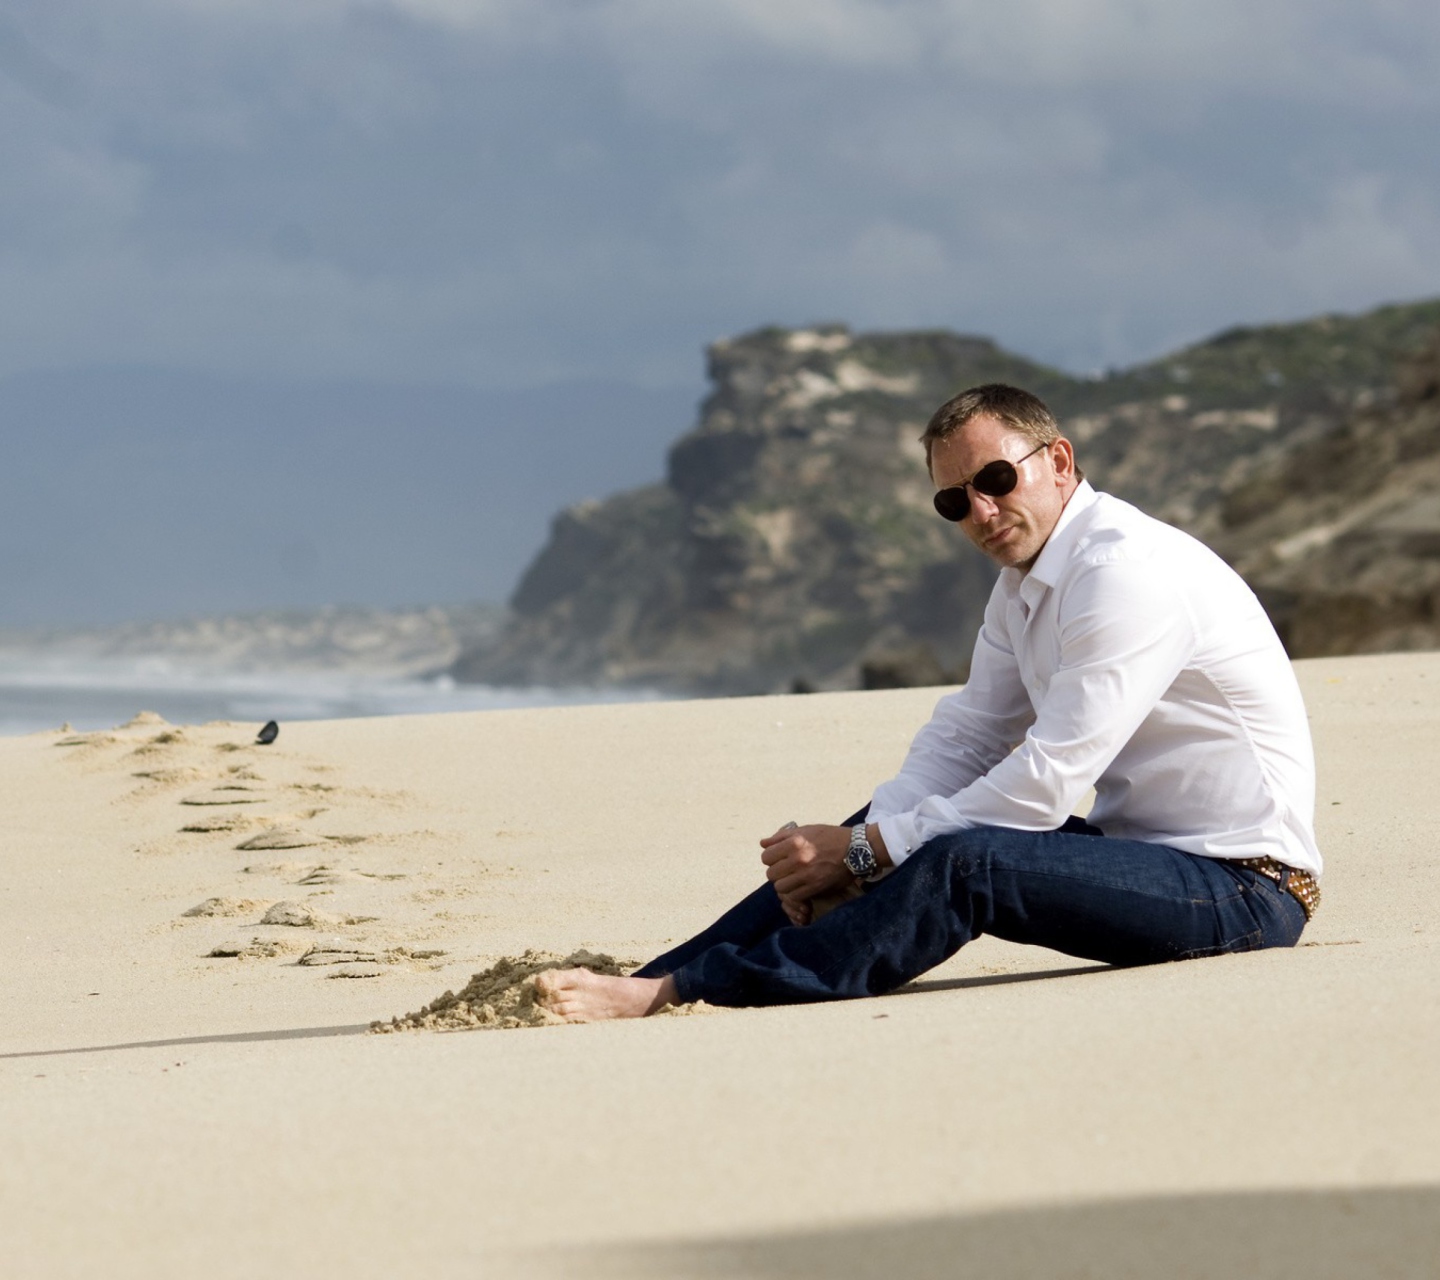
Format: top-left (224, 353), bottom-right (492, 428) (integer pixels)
top-left (454, 296), bottom-right (1440, 694)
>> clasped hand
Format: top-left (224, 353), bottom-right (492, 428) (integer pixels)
top-left (759, 823), bottom-right (853, 926)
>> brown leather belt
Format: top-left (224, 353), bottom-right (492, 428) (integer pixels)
top-left (1232, 856), bottom-right (1320, 920)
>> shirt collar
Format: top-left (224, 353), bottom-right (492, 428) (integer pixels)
top-left (1003, 480), bottom-right (1098, 598)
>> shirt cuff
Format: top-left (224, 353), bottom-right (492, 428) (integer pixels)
top-left (875, 812), bottom-right (921, 868)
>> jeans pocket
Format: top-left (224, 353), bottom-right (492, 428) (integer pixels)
top-left (1176, 872), bottom-right (1271, 960)
top-left (1249, 875), bottom-right (1308, 948)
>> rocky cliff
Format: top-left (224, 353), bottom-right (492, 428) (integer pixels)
top-left (1210, 331), bottom-right (1440, 657)
top-left (454, 299), bottom-right (1440, 694)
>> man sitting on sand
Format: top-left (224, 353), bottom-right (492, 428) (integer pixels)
top-left (536, 383), bottom-right (1322, 1021)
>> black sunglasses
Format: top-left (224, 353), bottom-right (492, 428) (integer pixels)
top-left (933, 443), bottom-right (1048, 522)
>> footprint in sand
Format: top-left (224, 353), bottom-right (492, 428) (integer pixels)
top-left (301, 945), bottom-right (446, 979)
top-left (182, 812), bottom-right (263, 834)
top-left (182, 896), bottom-right (272, 918)
top-left (206, 937), bottom-right (300, 959)
top-left (259, 900), bottom-right (377, 928)
top-left (183, 806), bottom-right (329, 834)
top-left (128, 729), bottom-right (191, 757)
top-left (57, 715), bottom-right (425, 972)
top-left (235, 828), bottom-right (326, 851)
top-left (52, 731), bottom-right (120, 761)
top-left (260, 900), bottom-right (334, 927)
top-left (133, 766), bottom-right (210, 787)
top-left (181, 785), bottom-right (268, 806)
top-left (241, 860), bottom-right (317, 877)
top-left (296, 866), bottom-right (407, 886)
top-left (53, 712), bottom-right (167, 754)
top-left (299, 945), bottom-right (383, 966)
top-left (295, 866), bottom-right (361, 886)
top-left (53, 731), bottom-right (113, 748)
top-left (390, 945), bottom-right (448, 961)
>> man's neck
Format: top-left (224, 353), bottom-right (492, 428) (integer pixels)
top-left (1016, 480), bottom-right (1082, 576)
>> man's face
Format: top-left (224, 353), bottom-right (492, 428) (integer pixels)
top-left (929, 414), bottom-right (1076, 571)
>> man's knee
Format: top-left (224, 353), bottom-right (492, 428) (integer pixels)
top-left (908, 826), bottom-right (999, 880)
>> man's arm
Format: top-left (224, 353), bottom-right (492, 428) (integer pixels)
top-left (758, 588), bottom-right (1033, 922)
top-left (868, 592), bottom-right (1036, 820)
top-left (877, 556), bottom-right (1197, 860)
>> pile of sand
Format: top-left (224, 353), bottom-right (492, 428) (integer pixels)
top-left (372, 949), bottom-right (629, 1032)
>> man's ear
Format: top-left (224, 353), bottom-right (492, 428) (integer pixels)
top-left (1050, 437), bottom-right (1077, 484)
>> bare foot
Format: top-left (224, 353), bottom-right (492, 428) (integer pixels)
top-left (534, 968), bottom-right (677, 1022)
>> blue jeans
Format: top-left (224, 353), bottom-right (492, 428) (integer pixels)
top-left (634, 816), bottom-right (1309, 1006)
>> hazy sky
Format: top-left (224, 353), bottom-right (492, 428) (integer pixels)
top-left (3, 1), bottom-right (1440, 630)
top-left (4, 0), bottom-right (1439, 390)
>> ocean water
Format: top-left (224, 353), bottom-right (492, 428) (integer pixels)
top-left (0, 653), bottom-right (665, 737)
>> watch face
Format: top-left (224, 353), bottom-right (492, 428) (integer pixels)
top-left (846, 845), bottom-right (876, 878)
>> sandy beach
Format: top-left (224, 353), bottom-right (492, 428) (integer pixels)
top-left (2, 652), bottom-right (1437, 1278)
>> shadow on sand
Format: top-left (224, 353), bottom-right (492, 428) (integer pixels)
top-left (898, 963), bottom-right (1110, 995)
top-left (551, 1186), bottom-right (1440, 1280)
top-left (0, 1023), bottom-right (371, 1059)
top-left (0, 967), bottom-right (1108, 1058)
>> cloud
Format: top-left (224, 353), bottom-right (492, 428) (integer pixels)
top-left (0, 12), bottom-right (83, 107)
top-left (0, 0), bottom-right (1437, 388)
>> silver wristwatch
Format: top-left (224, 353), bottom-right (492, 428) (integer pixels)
top-left (844, 822), bottom-right (879, 881)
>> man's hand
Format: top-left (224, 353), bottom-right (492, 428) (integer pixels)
top-left (760, 823), bottom-right (854, 925)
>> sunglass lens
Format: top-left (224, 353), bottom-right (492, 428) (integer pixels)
top-left (933, 487), bottom-right (969, 522)
top-left (972, 459), bottom-right (1019, 497)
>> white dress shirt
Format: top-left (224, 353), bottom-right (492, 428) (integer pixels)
top-left (869, 482), bottom-right (1323, 876)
